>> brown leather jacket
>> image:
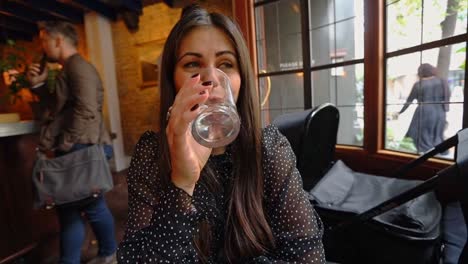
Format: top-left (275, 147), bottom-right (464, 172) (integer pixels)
top-left (31, 54), bottom-right (111, 151)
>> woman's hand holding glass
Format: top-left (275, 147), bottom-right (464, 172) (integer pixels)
top-left (166, 73), bottom-right (212, 196)
top-left (167, 68), bottom-right (240, 195)
top-left (191, 68), bottom-right (240, 148)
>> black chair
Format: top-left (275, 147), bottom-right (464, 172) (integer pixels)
top-left (272, 103), bottom-right (339, 191)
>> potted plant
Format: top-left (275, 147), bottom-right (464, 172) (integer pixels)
top-left (0, 39), bottom-right (32, 104)
top-left (0, 39), bottom-right (60, 122)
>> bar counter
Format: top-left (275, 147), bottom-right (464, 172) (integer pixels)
top-left (0, 121), bottom-right (38, 137)
top-left (0, 121), bottom-right (59, 263)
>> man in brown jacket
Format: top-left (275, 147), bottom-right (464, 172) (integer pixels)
top-left (27, 21), bottom-right (117, 264)
top-left (28, 24), bottom-right (111, 152)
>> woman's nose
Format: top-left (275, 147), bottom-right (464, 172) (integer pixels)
top-left (200, 68), bottom-right (220, 88)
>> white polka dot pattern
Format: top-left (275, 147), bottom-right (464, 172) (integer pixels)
top-left (117, 125), bottom-right (326, 263)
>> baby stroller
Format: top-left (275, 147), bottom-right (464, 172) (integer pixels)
top-left (273, 104), bottom-right (468, 264)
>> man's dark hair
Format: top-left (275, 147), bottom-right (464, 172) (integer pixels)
top-left (38, 21), bottom-right (78, 47)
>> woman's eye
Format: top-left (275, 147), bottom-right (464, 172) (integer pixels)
top-left (218, 62), bottom-right (234, 70)
top-left (183, 61), bottom-right (200, 68)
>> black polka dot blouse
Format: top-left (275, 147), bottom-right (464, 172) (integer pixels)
top-left (117, 125), bottom-right (325, 263)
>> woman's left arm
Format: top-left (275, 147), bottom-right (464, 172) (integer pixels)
top-left (253, 125), bottom-right (326, 263)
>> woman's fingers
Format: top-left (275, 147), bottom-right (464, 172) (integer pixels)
top-left (175, 77), bottom-right (209, 108)
top-left (168, 79), bottom-right (211, 132)
top-left (168, 92), bottom-right (207, 129)
top-left (165, 75), bottom-right (214, 192)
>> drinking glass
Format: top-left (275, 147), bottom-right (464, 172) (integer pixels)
top-left (191, 68), bottom-right (240, 148)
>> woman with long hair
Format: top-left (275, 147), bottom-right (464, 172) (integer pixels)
top-left (399, 63), bottom-right (451, 153)
top-left (117, 5), bottom-right (325, 263)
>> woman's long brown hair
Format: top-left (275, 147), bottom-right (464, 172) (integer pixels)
top-left (158, 5), bottom-right (274, 263)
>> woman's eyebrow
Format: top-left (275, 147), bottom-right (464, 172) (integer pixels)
top-left (177, 52), bottom-right (202, 62)
top-left (216, 51), bottom-right (236, 57)
top-left (177, 50), bottom-right (236, 62)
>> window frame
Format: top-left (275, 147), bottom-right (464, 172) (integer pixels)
top-left (235, 0), bottom-right (466, 177)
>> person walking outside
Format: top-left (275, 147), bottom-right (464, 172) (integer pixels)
top-left (397, 63), bottom-right (451, 153)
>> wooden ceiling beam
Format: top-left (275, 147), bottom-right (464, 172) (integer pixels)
top-left (0, 29), bottom-right (33, 41)
top-left (20, 0), bottom-right (84, 23)
top-left (0, 14), bottom-right (37, 35)
top-left (0, 1), bottom-right (57, 24)
top-left (70, 0), bottom-right (117, 20)
top-left (120, 0), bottom-right (143, 13)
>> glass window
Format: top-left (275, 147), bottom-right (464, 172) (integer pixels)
top-left (255, 0), bottom-right (302, 73)
top-left (385, 43), bottom-right (466, 159)
top-left (259, 73), bottom-right (304, 126)
top-left (311, 68), bottom-right (334, 106)
top-left (311, 64), bottom-right (364, 146)
top-left (387, 0), bottom-right (467, 53)
top-left (310, 0), bottom-right (335, 28)
top-left (338, 105), bottom-right (364, 146)
top-left (310, 0), bottom-right (364, 67)
top-left (310, 25), bottom-right (335, 67)
top-left (308, 0), bottom-right (364, 147)
top-left (335, 0), bottom-right (360, 21)
top-left (335, 17), bottom-right (364, 61)
top-left (253, 0), bottom-right (467, 166)
top-left (385, 0), bottom-right (467, 160)
top-left (422, 0), bottom-right (467, 44)
top-left (386, 0), bottom-right (423, 52)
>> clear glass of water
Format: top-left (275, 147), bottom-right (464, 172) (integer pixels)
top-left (191, 68), bottom-right (240, 148)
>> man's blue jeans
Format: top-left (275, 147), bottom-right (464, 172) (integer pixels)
top-left (56, 144), bottom-right (117, 264)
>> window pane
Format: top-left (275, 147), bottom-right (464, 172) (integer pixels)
top-left (311, 68), bottom-right (334, 105)
top-left (386, 0), bottom-right (423, 52)
top-left (337, 64), bottom-right (365, 106)
top-left (385, 43), bottom-right (466, 159)
top-left (259, 73), bottom-right (304, 126)
top-left (335, 17), bottom-right (364, 61)
top-left (255, 0), bottom-right (302, 73)
top-left (386, 53), bottom-right (420, 154)
top-left (311, 64), bottom-right (364, 146)
top-left (387, 0), bottom-right (467, 52)
top-left (310, 0), bottom-right (335, 29)
top-left (422, 0), bottom-right (467, 43)
top-left (310, 25), bottom-right (335, 66)
top-left (335, 0), bottom-right (363, 22)
top-left (261, 108), bottom-right (304, 127)
top-left (338, 106), bottom-right (364, 146)
top-left (310, 0), bottom-right (364, 67)
top-left (338, 63), bottom-right (364, 146)
top-left (422, 43), bottom-right (466, 154)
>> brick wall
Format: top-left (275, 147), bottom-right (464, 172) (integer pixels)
top-left (113, 1), bottom-right (232, 155)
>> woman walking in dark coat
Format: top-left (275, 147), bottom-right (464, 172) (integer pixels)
top-left (399, 63), bottom-right (450, 153)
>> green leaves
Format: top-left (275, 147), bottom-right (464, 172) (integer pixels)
top-left (6, 39), bottom-right (15, 46)
top-left (456, 46), bottom-right (466, 70)
top-left (0, 39), bottom-right (33, 104)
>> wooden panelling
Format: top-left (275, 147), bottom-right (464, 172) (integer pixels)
top-left (0, 134), bottom-right (59, 263)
